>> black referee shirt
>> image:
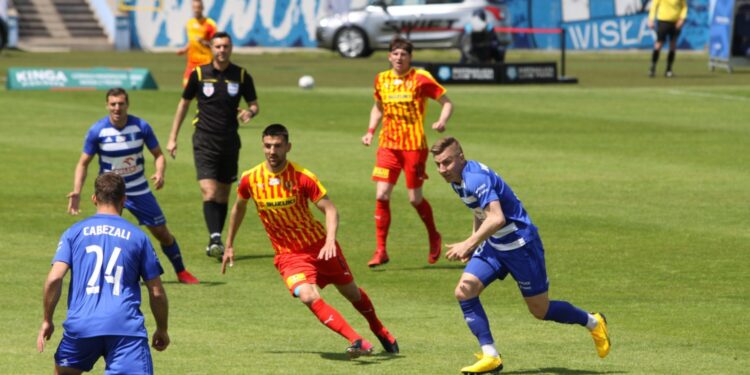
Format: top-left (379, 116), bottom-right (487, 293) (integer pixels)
top-left (183, 62), bottom-right (257, 135)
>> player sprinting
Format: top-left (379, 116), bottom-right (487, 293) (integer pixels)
top-left (222, 124), bottom-right (399, 357)
top-left (430, 137), bottom-right (610, 374)
top-left (38, 173), bottom-right (169, 374)
top-left (361, 36), bottom-right (454, 267)
top-left (177, 0), bottom-right (216, 87)
top-left (68, 88), bottom-right (199, 284)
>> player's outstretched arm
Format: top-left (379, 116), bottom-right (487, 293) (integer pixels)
top-left (167, 98), bottom-right (192, 159)
top-left (145, 277), bottom-right (169, 351)
top-left (314, 196), bottom-right (339, 260)
top-left (37, 262), bottom-right (68, 352)
top-left (223, 198), bottom-right (249, 273)
top-left (68, 153), bottom-right (94, 215)
top-left (431, 95), bottom-right (453, 133)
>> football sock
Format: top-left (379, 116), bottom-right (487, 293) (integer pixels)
top-left (375, 199), bottom-right (391, 252)
top-left (651, 49), bottom-right (660, 65)
top-left (160, 238), bottom-right (185, 273)
top-left (217, 202), bottom-right (228, 232)
top-left (308, 299), bottom-right (360, 343)
top-left (586, 313), bottom-right (599, 330)
top-left (203, 201), bottom-right (226, 237)
top-left (481, 344), bottom-right (500, 358)
top-left (667, 50), bottom-right (676, 71)
top-left (543, 300), bottom-right (589, 326)
top-left (459, 297), bottom-right (494, 346)
top-left (351, 288), bottom-right (384, 333)
top-left (414, 198), bottom-right (439, 239)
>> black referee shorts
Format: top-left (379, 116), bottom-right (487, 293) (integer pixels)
top-left (192, 130), bottom-right (241, 184)
top-left (656, 21), bottom-right (680, 43)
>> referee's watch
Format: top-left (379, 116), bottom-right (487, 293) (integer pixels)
top-left (249, 108), bottom-right (257, 118)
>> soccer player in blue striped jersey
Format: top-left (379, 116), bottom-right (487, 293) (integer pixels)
top-left (38, 173), bottom-right (170, 374)
top-left (430, 137), bottom-right (610, 374)
top-left (67, 88), bottom-right (199, 284)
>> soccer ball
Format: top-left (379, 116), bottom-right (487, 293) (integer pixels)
top-left (298, 75), bottom-right (315, 90)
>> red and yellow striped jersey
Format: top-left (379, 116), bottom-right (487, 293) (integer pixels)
top-left (374, 67), bottom-right (446, 151)
top-left (237, 161), bottom-right (328, 254)
top-left (185, 17), bottom-right (216, 64)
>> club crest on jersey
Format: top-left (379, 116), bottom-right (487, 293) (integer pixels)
top-left (284, 180), bottom-right (294, 190)
top-left (202, 82), bottom-right (214, 97)
top-left (227, 82), bottom-right (239, 96)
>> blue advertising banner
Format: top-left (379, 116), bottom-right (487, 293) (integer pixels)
top-left (563, 14), bottom-right (653, 50)
top-left (708, 0), bottom-right (735, 60)
top-left (129, 0), bottom-right (322, 49)
top-left (126, 0), bottom-right (709, 51)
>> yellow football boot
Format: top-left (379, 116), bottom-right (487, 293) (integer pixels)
top-left (590, 312), bottom-right (611, 358)
top-left (460, 353), bottom-right (503, 374)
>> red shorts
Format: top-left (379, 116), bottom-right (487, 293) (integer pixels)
top-left (274, 240), bottom-right (354, 297)
top-left (371, 147), bottom-right (429, 189)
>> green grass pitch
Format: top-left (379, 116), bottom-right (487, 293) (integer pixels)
top-left (0, 49), bottom-right (748, 374)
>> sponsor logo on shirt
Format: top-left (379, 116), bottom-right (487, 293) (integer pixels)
top-left (256, 197), bottom-right (297, 210)
top-left (384, 92), bottom-right (413, 103)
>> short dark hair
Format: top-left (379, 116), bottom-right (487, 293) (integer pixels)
top-left (389, 36), bottom-right (413, 54)
top-left (262, 123), bottom-right (289, 142)
top-left (94, 173), bottom-right (126, 205)
top-left (105, 87), bottom-right (128, 104)
top-left (211, 31), bottom-right (232, 44)
top-left (430, 136), bottom-right (462, 156)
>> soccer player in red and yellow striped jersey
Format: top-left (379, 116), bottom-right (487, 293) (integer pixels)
top-left (176, 0), bottom-right (216, 87)
top-left (361, 37), bottom-right (454, 268)
top-left (222, 124), bottom-right (399, 357)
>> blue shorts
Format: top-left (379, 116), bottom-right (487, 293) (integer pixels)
top-left (54, 334), bottom-right (153, 374)
top-left (125, 192), bottom-right (166, 227)
top-left (464, 235), bottom-right (549, 297)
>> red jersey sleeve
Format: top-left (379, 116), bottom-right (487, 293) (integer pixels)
top-left (237, 173), bottom-right (253, 200)
top-left (373, 74), bottom-right (383, 102)
top-left (416, 70), bottom-right (446, 100)
top-left (297, 170), bottom-right (327, 203)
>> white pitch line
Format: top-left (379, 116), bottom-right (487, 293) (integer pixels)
top-left (667, 89), bottom-right (750, 102)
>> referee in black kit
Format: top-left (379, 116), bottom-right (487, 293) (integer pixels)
top-left (167, 31), bottom-right (259, 259)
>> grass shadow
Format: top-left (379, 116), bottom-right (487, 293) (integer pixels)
top-left (265, 350), bottom-right (402, 364)
top-left (162, 280), bottom-right (227, 287)
top-left (369, 264), bottom-right (465, 272)
top-left (504, 368), bottom-right (627, 375)
top-left (233, 254), bottom-right (274, 262)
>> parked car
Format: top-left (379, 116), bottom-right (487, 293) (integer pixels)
top-left (316, 0), bottom-right (511, 58)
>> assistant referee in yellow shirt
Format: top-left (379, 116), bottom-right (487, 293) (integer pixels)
top-left (648, 0), bottom-right (688, 77)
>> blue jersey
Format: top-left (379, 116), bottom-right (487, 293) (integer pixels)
top-left (53, 213), bottom-right (164, 339)
top-left (83, 115), bottom-right (159, 196)
top-left (451, 160), bottom-right (538, 251)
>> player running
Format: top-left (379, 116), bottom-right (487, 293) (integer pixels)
top-left (177, 0), bottom-right (216, 87)
top-left (39, 173), bottom-right (169, 373)
top-left (68, 88), bottom-right (199, 284)
top-left (430, 137), bottom-right (610, 374)
top-left (361, 36), bottom-right (453, 267)
top-left (222, 124), bottom-right (399, 357)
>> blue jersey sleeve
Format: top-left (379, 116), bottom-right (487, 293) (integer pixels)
top-left (139, 237), bottom-right (164, 282)
top-left (52, 229), bottom-right (73, 266)
top-left (82, 126), bottom-right (99, 156)
top-left (140, 121), bottom-right (160, 151)
top-left (465, 170), bottom-right (500, 210)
